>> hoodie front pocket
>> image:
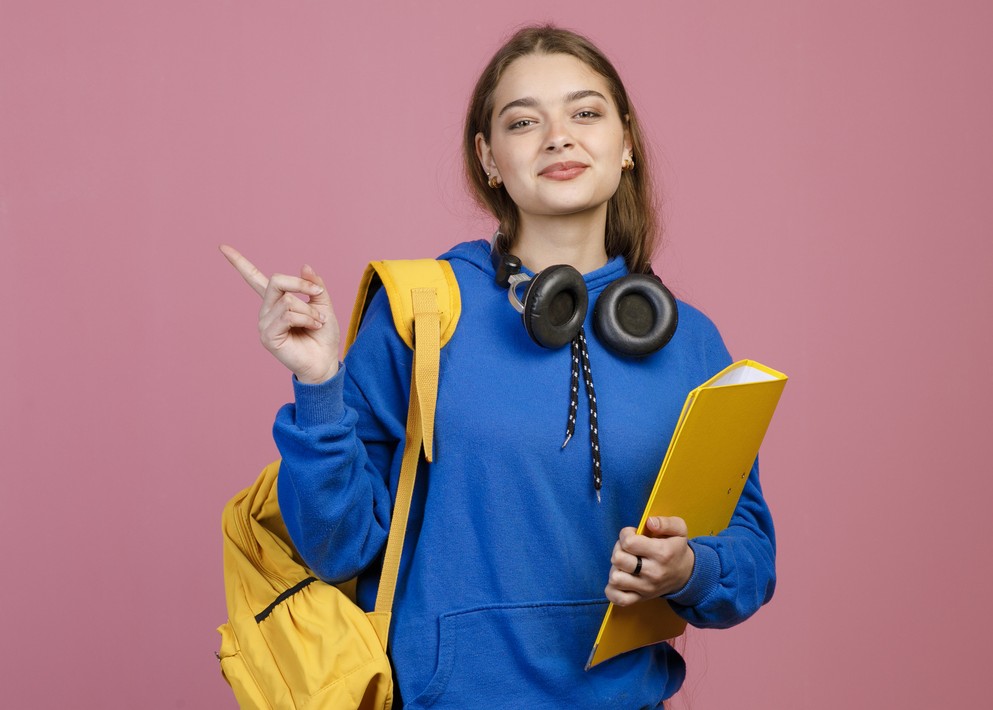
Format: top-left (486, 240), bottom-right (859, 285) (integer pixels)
top-left (404, 599), bottom-right (670, 710)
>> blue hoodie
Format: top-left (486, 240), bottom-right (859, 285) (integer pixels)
top-left (274, 239), bottom-right (776, 709)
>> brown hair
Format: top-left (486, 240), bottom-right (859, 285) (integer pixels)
top-left (463, 25), bottom-right (661, 273)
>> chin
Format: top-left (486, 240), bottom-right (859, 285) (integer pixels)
top-left (530, 192), bottom-right (605, 215)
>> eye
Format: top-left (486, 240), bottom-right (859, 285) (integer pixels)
top-left (574, 110), bottom-right (602, 120)
top-left (508, 118), bottom-right (536, 130)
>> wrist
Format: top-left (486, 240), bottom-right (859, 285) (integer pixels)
top-left (665, 540), bottom-right (719, 607)
top-left (297, 361), bottom-right (339, 385)
top-left (674, 543), bottom-right (695, 592)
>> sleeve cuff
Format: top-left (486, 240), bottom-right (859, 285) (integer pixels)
top-left (665, 539), bottom-right (721, 608)
top-left (291, 364), bottom-right (347, 427)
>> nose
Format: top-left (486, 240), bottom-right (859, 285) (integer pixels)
top-left (544, 118), bottom-right (574, 152)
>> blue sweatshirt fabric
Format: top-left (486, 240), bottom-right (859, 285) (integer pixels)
top-left (274, 239), bottom-right (776, 709)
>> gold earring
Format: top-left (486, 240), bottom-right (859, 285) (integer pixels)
top-left (621, 156), bottom-right (635, 172)
top-left (487, 173), bottom-right (502, 189)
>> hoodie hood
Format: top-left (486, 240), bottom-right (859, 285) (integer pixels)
top-left (438, 238), bottom-right (629, 294)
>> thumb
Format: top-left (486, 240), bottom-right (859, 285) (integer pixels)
top-left (645, 516), bottom-right (688, 538)
top-left (301, 264), bottom-right (332, 308)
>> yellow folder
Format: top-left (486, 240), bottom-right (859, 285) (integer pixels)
top-left (586, 359), bottom-right (788, 669)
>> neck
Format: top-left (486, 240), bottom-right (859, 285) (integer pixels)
top-left (512, 208), bottom-right (610, 274)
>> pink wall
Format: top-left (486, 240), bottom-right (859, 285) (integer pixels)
top-left (2, 1), bottom-right (991, 707)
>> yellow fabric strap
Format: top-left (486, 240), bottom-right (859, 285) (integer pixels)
top-left (373, 287), bottom-right (440, 632)
top-left (344, 259), bottom-right (460, 354)
top-left (412, 288), bottom-right (440, 462)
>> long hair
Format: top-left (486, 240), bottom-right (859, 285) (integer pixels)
top-left (463, 25), bottom-right (661, 273)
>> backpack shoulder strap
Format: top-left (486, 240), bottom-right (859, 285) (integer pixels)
top-left (344, 259), bottom-right (460, 353)
top-left (344, 258), bottom-right (460, 464)
top-left (342, 258), bottom-right (462, 636)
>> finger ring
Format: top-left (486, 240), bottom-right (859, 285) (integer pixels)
top-left (632, 556), bottom-right (643, 576)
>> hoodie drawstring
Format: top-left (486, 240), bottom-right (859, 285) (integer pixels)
top-left (562, 326), bottom-right (603, 502)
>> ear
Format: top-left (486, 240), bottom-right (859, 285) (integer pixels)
top-left (475, 132), bottom-right (499, 179)
top-left (622, 114), bottom-right (633, 157)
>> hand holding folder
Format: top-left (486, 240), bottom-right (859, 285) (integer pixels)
top-left (587, 359), bottom-right (788, 670)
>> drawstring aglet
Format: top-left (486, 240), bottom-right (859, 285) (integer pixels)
top-left (561, 432), bottom-right (572, 448)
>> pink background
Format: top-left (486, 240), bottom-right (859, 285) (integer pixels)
top-left (2, 1), bottom-right (991, 707)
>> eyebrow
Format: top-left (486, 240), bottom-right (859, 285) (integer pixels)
top-left (496, 90), bottom-right (609, 118)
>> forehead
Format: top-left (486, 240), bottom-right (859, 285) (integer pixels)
top-left (493, 53), bottom-right (614, 109)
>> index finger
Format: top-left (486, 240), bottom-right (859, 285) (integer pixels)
top-left (219, 244), bottom-right (268, 297)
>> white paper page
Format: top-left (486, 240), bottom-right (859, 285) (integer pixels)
top-left (712, 363), bottom-right (778, 387)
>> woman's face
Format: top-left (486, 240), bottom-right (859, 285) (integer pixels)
top-left (476, 52), bottom-right (631, 227)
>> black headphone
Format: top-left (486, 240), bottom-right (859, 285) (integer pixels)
top-left (493, 250), bottom-right (678, 357)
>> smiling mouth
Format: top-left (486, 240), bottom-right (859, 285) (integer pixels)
top-left (539, 162), bottom-right (588, 180)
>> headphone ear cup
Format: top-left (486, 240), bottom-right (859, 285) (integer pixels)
top-left (523, 265), bottom-right (589, 349)
top-left (593, 274), bottom-right (678, 357)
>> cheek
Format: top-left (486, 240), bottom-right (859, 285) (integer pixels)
top-left (498, 176), bottom-right (532, 211)
top-left (490, 148), bottom-right (533, 201)
top-left (593, 172), bottom-right (623, 205)
top-left (603, 136), bottom-right (627, 162)
top-left (492, 144), bottom-right (529, 177)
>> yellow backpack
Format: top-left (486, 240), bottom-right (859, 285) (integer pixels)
top-left (217, 260), bottom-right (460, 709)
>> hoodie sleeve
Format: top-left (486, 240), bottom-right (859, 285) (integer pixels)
top-left (273, 291), bottom-right (411, 583)
top-left (661, 307), bottom-right (778, 628)
top-left (663, 458), bottom-right (777, 628)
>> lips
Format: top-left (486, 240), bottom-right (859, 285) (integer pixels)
top-left (538, 161), bottom-right (588, 179)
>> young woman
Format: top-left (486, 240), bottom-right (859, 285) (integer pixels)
top-left (224, 25), bottom-right (775, 709)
